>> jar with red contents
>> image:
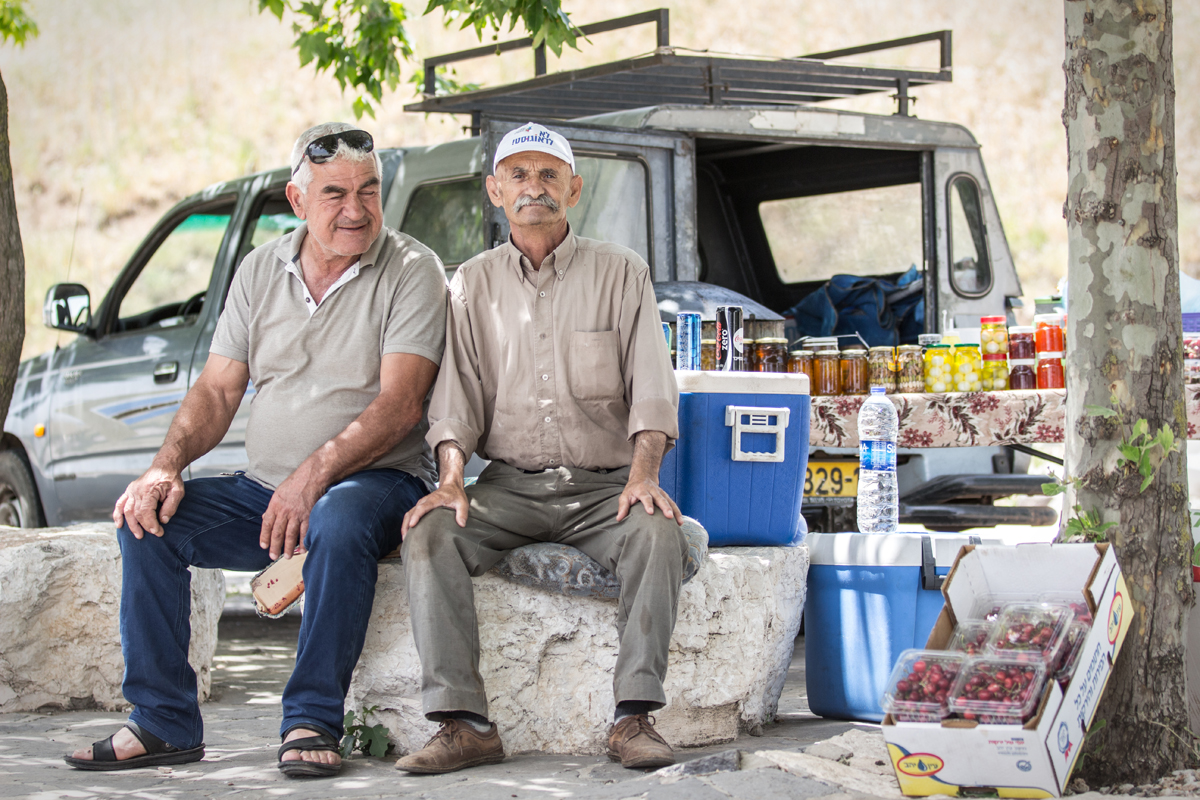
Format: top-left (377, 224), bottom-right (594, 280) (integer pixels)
top-left (1037, 352), bottom-right (1065, 390)
top-left (1009, 359), bottom-right (1037, 390)
top-left (1034, 314), bottom-right (1065, 353)
top-left (1008, 326), bottom-right (1035, 360)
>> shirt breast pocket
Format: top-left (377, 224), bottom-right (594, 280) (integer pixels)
top-left (569, 330), bottom-right (623, 402)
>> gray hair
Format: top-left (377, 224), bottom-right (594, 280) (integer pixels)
top-left (290, 121), bottom-right (383, 194)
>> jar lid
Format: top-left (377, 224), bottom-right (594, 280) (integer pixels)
top-left (789, 349), bottom-right (814, 356)
top-left (701, 339), bottom-right (716, 344)
top-left (869, 346), bottom-right (896, 353)
top-left (1009, 325), bottom-right (1034, 334)
top-left (917, 334), bottom-right (943, 345)
top-left (980, 315), bottom-right (1006, 324)
top-left (925, 343), bottom-right (951, 349)
top-left (898, 345), bottom-right (923, 352)
top-left (1010, 359), bottom-right (1036, 366)
top-left (955, 344), bottom-right (981, 351)
top-left (743, 338), bottom-right (758, 343)
top-left (983, 353), bottom-right (1007, 361)
top-left (842, 348), bottom-right (868, 356)
top-left (1033, 313), bottom-right (1064, 325)
top-left (816, 349), bottom-right (841, 357)
top-left (759, 337), bottom-right (789, 344)
top-left (1038, 351), bottom-right (1064, 358)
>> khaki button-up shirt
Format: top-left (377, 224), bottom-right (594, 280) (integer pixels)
top-left (426, 232), bottom-right (679, 472)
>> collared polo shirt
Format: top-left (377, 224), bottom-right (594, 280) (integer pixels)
top-left (426, 231), bottom-right (678, 471)
top-left (211, 222), bottom-right (447, 489)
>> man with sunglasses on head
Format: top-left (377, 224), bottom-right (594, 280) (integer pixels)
top-left (64, 123), bottom-right (447, 779)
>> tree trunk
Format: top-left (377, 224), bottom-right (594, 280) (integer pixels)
top-left (0, 68), bottom-right (24, 427)
top-left (1063, 0), bottom-right (1192, 786)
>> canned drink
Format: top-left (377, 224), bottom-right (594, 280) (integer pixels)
top-left (675, 312), bottom-right (702, 370)
top-left (715, 305), bottom-right (745, 371)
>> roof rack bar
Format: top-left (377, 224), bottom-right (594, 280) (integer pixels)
top-left (799, 30), bottom-right (952, 72)
top-left (424, 9), bottom-right (670, 96)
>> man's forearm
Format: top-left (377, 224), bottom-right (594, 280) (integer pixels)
top-left (628, 430), bottom-right (668, 483)
top-left (151, 383), bottom-right (242, 474)
top-left (300, 390), bottom-right (423, 489)
top-left (435, 440), bottom-right (467, 487)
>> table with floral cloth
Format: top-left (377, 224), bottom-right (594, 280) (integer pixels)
top-left (807, 386), bottom-right (1200, 448)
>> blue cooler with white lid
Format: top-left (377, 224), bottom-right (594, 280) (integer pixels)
top-left (803, 532), bottom-right (993, 722)
top-left (659, 371), bottom-right (810, 547)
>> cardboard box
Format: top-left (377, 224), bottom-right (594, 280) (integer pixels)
top-left (882, 543), bottom-right (1131, 798)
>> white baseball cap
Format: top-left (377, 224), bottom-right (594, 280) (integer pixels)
top-left (493, 122), bottom-right (575, 173)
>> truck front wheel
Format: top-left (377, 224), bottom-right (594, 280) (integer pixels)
top-left (0, 449), bottom-right (46, 528)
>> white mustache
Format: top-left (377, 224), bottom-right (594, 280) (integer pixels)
top-left (513, 194), bottom-right (560, 212)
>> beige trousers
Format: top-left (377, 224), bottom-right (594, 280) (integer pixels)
top-left (401, 461), bottom-right (689, 721)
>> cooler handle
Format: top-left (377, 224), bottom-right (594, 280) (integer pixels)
top-left (921, 534), bottom-right (983, 591)
top-left (724, 405), bottom-right (790, 463)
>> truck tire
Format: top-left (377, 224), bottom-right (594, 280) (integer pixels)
top-left (0, 449), bottom-right (46, 528)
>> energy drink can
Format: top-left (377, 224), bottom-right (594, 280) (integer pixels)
top-left (715, 305), bottom-right (744, 371)
top-left (675, 312), bottom-right (702, 370)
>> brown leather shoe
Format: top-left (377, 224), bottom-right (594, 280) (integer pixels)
top-left (394, 719), bottom-right (505, 774)
top-left (606, 714), bottom-right (675, 769)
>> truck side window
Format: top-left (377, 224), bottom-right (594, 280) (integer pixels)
top-left (116, 208), bottom-right (233, 333)
top-left (947, 174), bottom-right (992, 296)
top-left (568, 155), bottom-right (649, 263)
top-left (759, 183), bottom-right (922, 284)
top-left (401, 177), bottom-right (485, 267)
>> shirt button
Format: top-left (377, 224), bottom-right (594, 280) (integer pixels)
top-left (544, 416), bottom-right (551, 422)
top-left (539, 291), bottom-right (546, 297)
top-left (540, 333), bottom-right (546, 339)
top-left (542, 374), bottom-right (549, 381)
top-left (305, 297), bottom-right (311, 303)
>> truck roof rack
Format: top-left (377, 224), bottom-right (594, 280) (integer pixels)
top-left (405, 9), bottom-right (951, 122)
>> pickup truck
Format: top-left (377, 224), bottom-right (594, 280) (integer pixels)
top-left (1, 11), bottom-right (1054, 532)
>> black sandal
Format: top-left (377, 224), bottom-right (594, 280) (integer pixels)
top-left (63, 722), bottom-right (204, 771)
top-left (277, 726), bottom-right (342, 778)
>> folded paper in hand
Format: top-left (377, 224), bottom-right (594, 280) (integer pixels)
top-left (250, 552), bottom-right (307, 618)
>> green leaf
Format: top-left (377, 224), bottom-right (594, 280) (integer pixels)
top-left (1140, 473), bottom-right (1154, 493)
top-left (1131, 418), bottom-right (1150, 440)
top-left (259, 0), bottom-right (286, 19)
top-left (1117, 444), bottom-right (1142, 465)
top-left (1041, 481), bottom-right (1068, 497)
top-left (0, 0), bottom-right (38, 47)
top-left (344, 710), bottom-right (356, 727)
top-left (1084, 404), bottom-right (1118, 418)
top-left (1156, 425), bottom-right (1176, 454)
top-left (340, 734), bottom-right (356, 758)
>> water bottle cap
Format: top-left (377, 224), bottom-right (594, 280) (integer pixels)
top-left (870, 386), bottom-right (887, 395)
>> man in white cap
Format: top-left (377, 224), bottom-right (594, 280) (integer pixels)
top-left (396, 123), bottom-right (685, 773)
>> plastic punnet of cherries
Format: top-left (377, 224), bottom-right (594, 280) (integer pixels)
top-left (883, 599), bottom-right (1094, 725)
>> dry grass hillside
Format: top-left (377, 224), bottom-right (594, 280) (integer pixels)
top-left (3, 0), bottom-right (1197, 361)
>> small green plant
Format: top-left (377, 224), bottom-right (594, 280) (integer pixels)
top-left (341, 706), bottom-right (394, 758)
top-left (1062, 505), bottom-right (1116, 543)
top-left (1084, 401), bottom-right (1180, 493)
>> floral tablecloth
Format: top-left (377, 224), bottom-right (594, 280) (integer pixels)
top-left (809, 389), bottom-right (1068, 449)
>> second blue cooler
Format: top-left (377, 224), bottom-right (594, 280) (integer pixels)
top-left (660, 371), bottom-right (810, 547)
top-left (803, 532), bottom-right (989, 722)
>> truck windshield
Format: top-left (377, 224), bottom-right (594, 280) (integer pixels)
top-left (759, 183), bottom-right (923, 284)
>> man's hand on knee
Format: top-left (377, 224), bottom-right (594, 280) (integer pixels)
top-left (260, 464), bottom-right (326, 560)
top-left (114, 467), bottom-right (185, 539)
top-left (402, 482), bottom-right (469, 539)
top-left (616, 478), bottom-right (682, 525)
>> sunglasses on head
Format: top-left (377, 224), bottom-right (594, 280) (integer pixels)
top-left (291, 130), bottom-right (374, 177)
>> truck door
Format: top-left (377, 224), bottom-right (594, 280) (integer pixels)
top-left (480, 118), bottom-right (697, 282)
top-left (47, 196), bottom-right (238, 521)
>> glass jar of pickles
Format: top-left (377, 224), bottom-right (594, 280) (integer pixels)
top-left (982, 354), bottom-right (1009, 391)
top-left (788, 349), bottom-right (814, 380)
top-left (744, 339), bottom-right (759, 372)
top-left (897, 345), bottom-right (924, 393)
top-left (980, 316), bottom-right (1008, 355)
top-left (814, 350), bottom-right (842, 395)
top-left (756, 338), bottom-right (789, 373)
top-left (952, 344), bottom-right (983, 392)
top-left (701, 339), bottom-right (717, 371)
top-left (868, 346), bottom-right (897, 393)
top-left (924, 344), bottom-right (952, 393)
top-left (841, 349), bottom-right (869, 395)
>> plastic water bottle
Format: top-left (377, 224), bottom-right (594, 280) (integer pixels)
top-left (857, 386), bottom-right (899, 533)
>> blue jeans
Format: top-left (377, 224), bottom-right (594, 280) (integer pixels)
top-left (117, 468), bottom-right (425, 750)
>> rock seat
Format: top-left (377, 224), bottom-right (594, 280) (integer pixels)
top-left (348, 529), bottom-right (808, 756)
top-left (0, 524), bottom-right (224, 712)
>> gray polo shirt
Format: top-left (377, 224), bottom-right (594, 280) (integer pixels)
top-left (211, 223), bottom-right (447, 490)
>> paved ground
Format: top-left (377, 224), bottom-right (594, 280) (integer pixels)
top-left (0, 609), bottom-right (872, 799)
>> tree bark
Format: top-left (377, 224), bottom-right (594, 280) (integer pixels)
top-left (1063, 0), bottom-right (1191, 785)
top-left (0, 68), bottom-right (24, 427)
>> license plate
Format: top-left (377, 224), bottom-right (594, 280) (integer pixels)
top-left (804, 461), bottom-right (860, 498)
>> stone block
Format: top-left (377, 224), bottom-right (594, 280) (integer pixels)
top-left (348, 545), bottom-right (808, 755)
top-left (0, 524), bottom-right (224, 712)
